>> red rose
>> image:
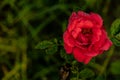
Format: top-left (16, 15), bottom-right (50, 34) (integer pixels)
top-left (63, 11), bottom-right (112, 64)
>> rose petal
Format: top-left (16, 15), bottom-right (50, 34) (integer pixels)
top-left (76, 20), bottom-right (93, 28)
top-left (78, 11), bottom-right (90, 18)
top-left (89, 31), bottom-right (105, 52)
top-left (68, 20), bottom-right (78, 32)
top-left (71, 27), bottom-right (81, 38)
top-left (69, 12), bottom-right (77, 23)
top-left (90, 13), bottom-right (103, 27)
top-left (68, 12), bottom-right (78, 32)
top-left (71, 20), bottom-right (93, 39)
top-left (99, 30), bottom-right (112, 50)
top-left (84, 20), bottom-right (93, 28)
top-left (64, 43), bottom-right (73, 54)
top-left (73, 48), bottom-right (92, 64)
top-left (92, 28), bottom-right (102, 43)
top-left (63, 30), bottom-right (75, 47)
top-left (84, 56), bottom-right (92, 64)
top-left (101, 38), bottom-right (112, 50)
top-left (89, 29), bottom-right (112, 55)
top-left (84, 51), bottom-right (98, 57)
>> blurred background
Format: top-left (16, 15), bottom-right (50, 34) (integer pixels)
top-left (0, 0), bottom-right (120, 80)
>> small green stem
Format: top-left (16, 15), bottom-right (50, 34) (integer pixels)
top-left (99, 45), bottom-right (115, 76)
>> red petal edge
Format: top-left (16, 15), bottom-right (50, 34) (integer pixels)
top-left (73, 48), bottom-right (92, 64)
top-left (90, 13), bottom-right (103, 27)
top-left (64, 43), bottom-right (73, 54)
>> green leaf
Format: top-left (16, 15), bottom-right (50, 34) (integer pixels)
top-left (111, 38), bottom-right (120, 46)
top-left (60, 49), bottom-right (67, 59)
top-left (60, 49), bottom-right (74, 63)
top-left (110, 60), bottom-right (120, 75)
top-left (111, 19), bottom-right (120, 36)
top-left (111, 19), bottom-right (120, 46)
top-left (115, 33), bottom-right (120, 40)
top-left (45, 44), bottom-right (58, 54)
top-left (79, 68), bottom-right (95, 78)
top-left (35, 40), bottom-right (53, 49)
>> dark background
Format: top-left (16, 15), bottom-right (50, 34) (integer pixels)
top-left (0, 0), bottom-right (120, 80)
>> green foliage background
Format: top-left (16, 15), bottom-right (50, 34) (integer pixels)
top-left (0, 0), bottom-right (120, 80)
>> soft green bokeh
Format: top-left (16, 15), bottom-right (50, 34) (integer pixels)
top-left (0, 0), bottom-right (120, 80)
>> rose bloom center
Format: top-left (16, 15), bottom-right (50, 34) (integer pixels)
top-left (76, 28), bottom-right (93, 48)
top-left (81, 28), bottom-right (92, 34)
